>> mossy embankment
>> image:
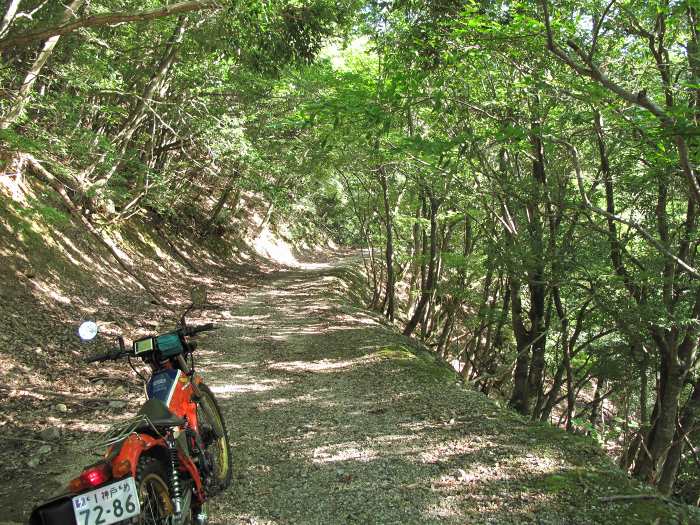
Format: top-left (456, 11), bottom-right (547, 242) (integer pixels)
top-left (374, 344), bottom-right (691, 524)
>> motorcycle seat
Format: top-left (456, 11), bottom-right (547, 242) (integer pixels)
top-left (137, 398), bottom-right (186, 430)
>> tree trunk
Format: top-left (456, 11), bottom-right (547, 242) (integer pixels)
top-left (0, 0), bottom-right (21, 39)
top-left (423, 217), bottom-right (458, 339)
top-left (407, 200), bottom-right (422, 317)
top-left (201, 168), bottom-right (240, 234)
top-left (493, 280), bottom-right (510, 353)
top-left (379, 168), bottom-right (395, 321)
top-left (634, 351), bottom-right (683, 485)
top-left (470, 267), bottom-right (494, 376)
top-left (436, 302), bottom-right (456, 358)
top-left (527, 282), bottom-right (548, 419)
top-left (404, 195), bottom-right (440, 337)
top-left (563, 332), bottom-right (576, 431)
top-left (549, 286), bottom-right (576, 429)
top-left (524, 112), bottom-right (548, 418)
top-left (366, 234), bottom-right (380, 308)
top-left (539, 362), bottom-right (566, 423)
top-left (589, 375), bottom-right (606, 431)
top-left (658, 379), bottom-right (700, 494)
top-left (481, 283), bottom-right (499, 364)
top-left (639, 352), bottom-right (649, 429)
top-left (509, 279), bottom-right (531, 415)
top-left (0, 0), bottom-right (217, 51)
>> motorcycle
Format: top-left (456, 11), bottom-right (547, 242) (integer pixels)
top-left (29, 291), bottom-right (232, 525)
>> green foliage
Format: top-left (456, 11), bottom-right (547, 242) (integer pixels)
top-left (19, 199), bottom-right (71, 228)
top-left (0, 129), bottom-right (44, 153)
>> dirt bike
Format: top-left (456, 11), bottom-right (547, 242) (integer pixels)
top-left (29, 294), bottom-right (232, 525)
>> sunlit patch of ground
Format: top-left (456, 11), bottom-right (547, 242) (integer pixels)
top-left (311, 442), bottom-right (379, 464)
top-left (209, 378), bottom-right (289, 395)
top-left (266, 355), bottom-right (375, 374)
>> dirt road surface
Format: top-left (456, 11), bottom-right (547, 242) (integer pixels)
top-left (12, 259), bottom-right (694, 524)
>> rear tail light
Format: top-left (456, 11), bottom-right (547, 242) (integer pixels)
top-left (68, 462), bottom-right (112, 492)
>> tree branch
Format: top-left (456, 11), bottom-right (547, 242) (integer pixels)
top-left (565, 142), bottom-right (700, 279)
top-left (540, 0), bottom-right (700, 204)
top-left (0, 0), bottom-right (221, 51)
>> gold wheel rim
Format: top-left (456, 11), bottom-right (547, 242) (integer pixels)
top-left (139, 472), bottom-right (173, 523)
top-left (200, 394), bottom-right (229, 482)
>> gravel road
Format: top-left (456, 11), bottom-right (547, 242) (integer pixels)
top-left (13, 258), bottom-right (696, 524)
top-left (195, 261), bottom-right (690, 525)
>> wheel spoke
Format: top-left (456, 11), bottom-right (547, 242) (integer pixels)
top-left (139, 471), bottom-right (171, 525)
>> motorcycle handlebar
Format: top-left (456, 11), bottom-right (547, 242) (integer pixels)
top-left (184, 323), bottom-right (217, 337)
top-left (85, 325), bottom-right (216, 362)
top-left (85, 348), bottom-right (125, 363)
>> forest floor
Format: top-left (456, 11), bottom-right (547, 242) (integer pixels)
top-left (2, 254), bottom-right (699, 524)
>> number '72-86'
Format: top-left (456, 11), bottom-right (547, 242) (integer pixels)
top-left (77, 494), bottom-right (136, 525)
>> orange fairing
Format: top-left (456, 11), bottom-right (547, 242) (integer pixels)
top-left (112, 433), bottom-right (161, 475)
top-left (105, 370), bottom-right (207, 501)
top-left (168, 375), bottom-right (199, 432)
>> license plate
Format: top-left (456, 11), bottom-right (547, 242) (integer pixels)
top-left (72, 477), bottom-right (141, 525)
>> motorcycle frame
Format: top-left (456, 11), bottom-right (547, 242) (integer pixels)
top-left (29, 313), bottom-right (222, 525)
top-left (106, 367), bottom-right (208, 505)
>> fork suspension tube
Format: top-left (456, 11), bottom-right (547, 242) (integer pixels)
top-left (176, 354), bottom-right (223, 439)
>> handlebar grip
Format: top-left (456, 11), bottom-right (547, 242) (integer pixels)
top-left (85, 348), bottom-right (123, 363)
top-left (185, 323), bottom-right (217, 336)
top-left (85, 352), bottom-right (109, 363)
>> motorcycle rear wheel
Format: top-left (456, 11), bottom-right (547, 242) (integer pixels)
top-left (134, 456), bottom-right (193, 525)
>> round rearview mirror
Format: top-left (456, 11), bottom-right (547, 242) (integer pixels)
top-left (78, 321), bottom-right (98, 341)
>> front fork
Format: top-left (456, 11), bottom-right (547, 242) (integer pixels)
top-left (172, 355), bottom-right (215, 525)
top-left (176, 355), bottom-right (223, 439)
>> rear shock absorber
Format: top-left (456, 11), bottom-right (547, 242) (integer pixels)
top-left (167, 435), bottom-right (183, 516)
